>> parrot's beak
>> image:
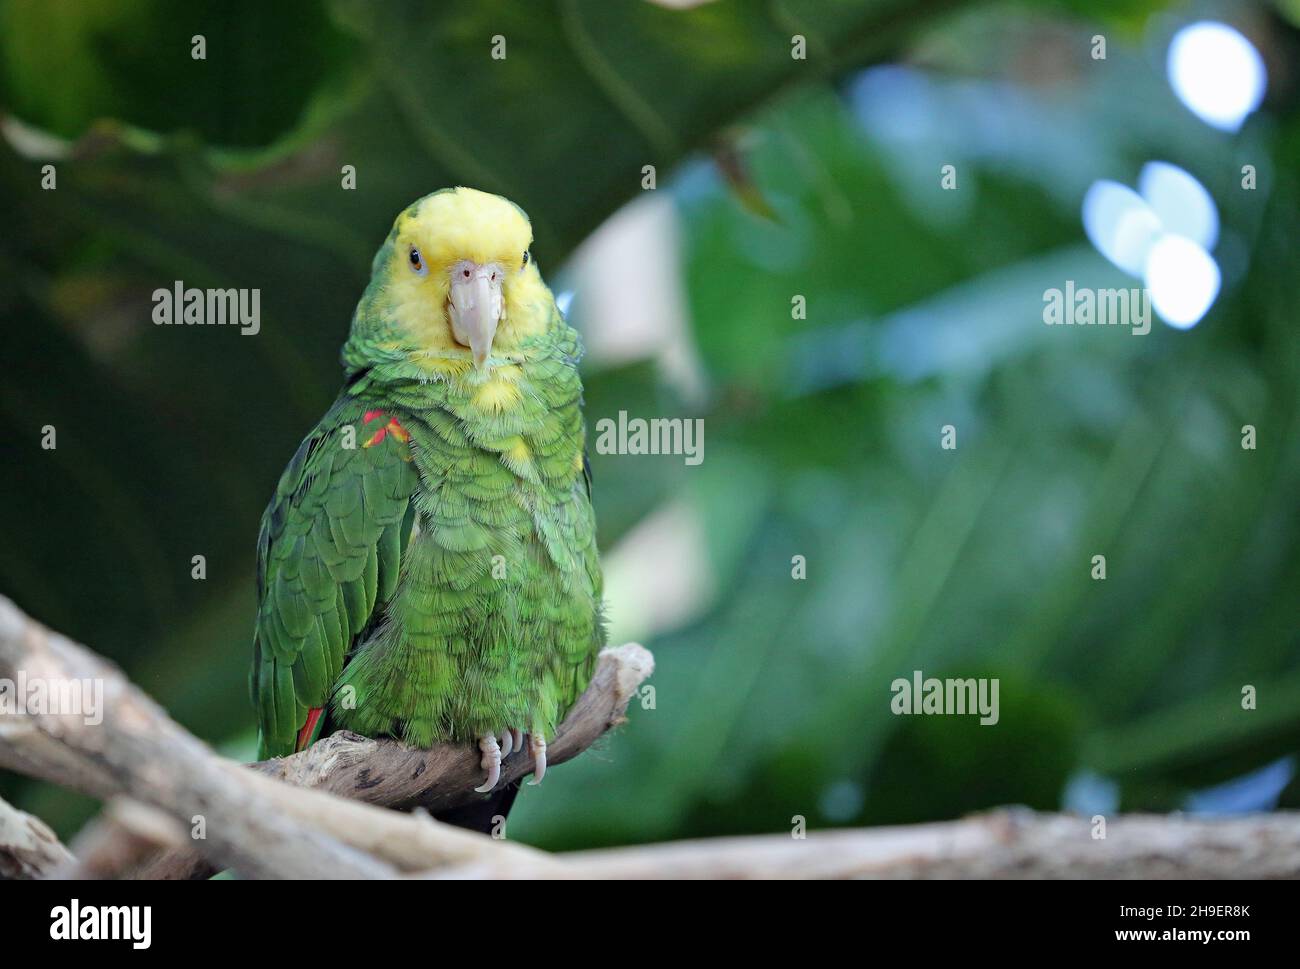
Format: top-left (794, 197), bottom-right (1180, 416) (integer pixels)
top-left (448, 262), bottom-right (504, 369)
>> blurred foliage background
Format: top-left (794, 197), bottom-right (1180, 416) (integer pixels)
top-left (1, 0), bottom-right (1297, 850)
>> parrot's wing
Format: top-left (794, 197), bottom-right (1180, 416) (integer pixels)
top-left (250, 402), bottom-right (418, 758)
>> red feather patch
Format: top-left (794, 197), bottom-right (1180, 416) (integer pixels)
top-left (296, 707), bottom-right (325, 752)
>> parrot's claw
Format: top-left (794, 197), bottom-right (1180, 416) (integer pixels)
top-left (499, 728), bottom-right (513, 757)
top-left (475, 734), bottom-right (502, 793)
top-left (527, 733), bottom-right (547, 786)
top-left (510, 727), bottom-right (524, 754)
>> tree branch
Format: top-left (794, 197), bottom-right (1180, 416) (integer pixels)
top-left (0, 792), bottom-right (74, 878)
top-left (60, 798), bottom-right (188, 879)
top-left (428, 809), bottom-right (1300, 879)
top-left (6, 593), bottom-right (1296, 880)
top-left (0, 595), bottom-right (651, 879)
top-left (130, 642), bottom-right (651, 878)
top-left (0, 595), bottom-right (395, 878)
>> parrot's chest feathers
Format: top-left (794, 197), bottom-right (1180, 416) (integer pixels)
top-left (332, 359), bottom-right (600, 743)
top-left (395, 350), bottom-right (585, 498)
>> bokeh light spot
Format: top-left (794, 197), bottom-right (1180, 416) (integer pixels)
top-left (1082, 181), bottom-right (1162, 276)
top-left (1139, 161), bottom-right (1219, 251)
top-left (1144, 234), bottom-right (1220, 329)
top-left (1167, 22), bottom-right (1266, 132)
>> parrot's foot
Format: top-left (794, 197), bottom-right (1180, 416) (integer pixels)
top-left (474, 728), bottom-right (538, 791)
top-left (498, 726), bottom-right (525, 758)
top-left (474, 733), bottom-right (502, 793)
top-left (527, 733), bottom-right (547, 786)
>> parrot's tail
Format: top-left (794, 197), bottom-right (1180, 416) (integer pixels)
top-left (433, 781), bottom-right (521, 835)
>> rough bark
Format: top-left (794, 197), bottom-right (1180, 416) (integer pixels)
top-left (0, 792), bottom-right (74, 878)
top-left (429, 808), bottom-right (1300, 879)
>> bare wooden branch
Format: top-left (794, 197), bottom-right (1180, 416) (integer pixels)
top-left (0, 595), bottom-right (396, 878)
top-left (429, 809), bottom-right (1300, 879)
top-left (60, 798), bottom-right (188, 879)
top-left (0, 595), bottom-right (575, 878)
top-left (0, 595), bottom-right (651, 880)
top-left (0, 719), bottom-right (119, 799)
top-left (6, 593), bottom-right (1295, 881)
top-left (132, 643), bottom-right (651, 879)
top-left (129, 759), bottom-right (564, 879)
top-left (0, 792), bottom-right (74, 878)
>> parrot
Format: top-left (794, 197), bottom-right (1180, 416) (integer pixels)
top-left (249, 187), bottom-right (605, 828)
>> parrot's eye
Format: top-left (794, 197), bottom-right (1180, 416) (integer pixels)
top-left (522, 250), bottom-right (530, 267)
top-left (408, 246), bottom-right (427, 276)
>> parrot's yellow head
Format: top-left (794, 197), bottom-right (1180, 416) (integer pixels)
top-left (374, 187), bottom-right (549, 369)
